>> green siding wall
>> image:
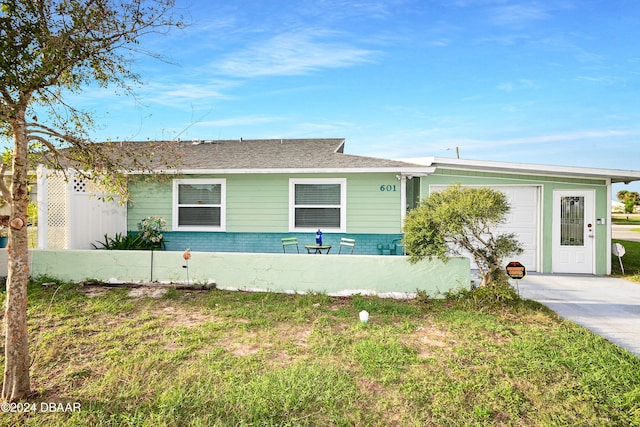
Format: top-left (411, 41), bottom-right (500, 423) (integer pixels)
top-left (127, 179), bottom-right (172, 231)
top-left (347, 173), bottom-right (401, 233)
top-left (227, 174), bottom-right (289, 232)
top-left (422, 169), bottom-right (609, 274)
top-left (128, 173), bottom-right (402, 234)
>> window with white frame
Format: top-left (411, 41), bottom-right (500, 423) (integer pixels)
top-left (173, 179), bottom-right (226, 231)
top-left (289, 178), bottom-right (346, 232)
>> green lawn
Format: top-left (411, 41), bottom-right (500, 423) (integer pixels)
top-left (0, 278), bottom-right (639, 426)
top-left (612, 239), bottom-right (640, 284)
top-left (611, 213), bottom-right (640, 283)
top-left (613, 214), bottom-right (640, 225)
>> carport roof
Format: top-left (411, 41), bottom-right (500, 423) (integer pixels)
top-left (400, 156), bottom-right (640, 184)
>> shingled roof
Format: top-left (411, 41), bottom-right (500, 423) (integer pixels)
top-left (111, 138), bottom-right (424, 171)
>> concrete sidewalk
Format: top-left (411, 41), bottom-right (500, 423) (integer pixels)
top-left (518, 274), bottom-right (640, 358)
top-left (612, 224), bottom-right (640, 242)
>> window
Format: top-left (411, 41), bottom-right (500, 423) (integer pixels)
top-left (290, 178), bottom-right (346, 232)
top-left (560, 196), bottom-right (584, 246)
top-left (173, 179), bottom-right (226, 231)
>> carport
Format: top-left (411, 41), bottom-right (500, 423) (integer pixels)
top-left (401, 156), bottom-right (640, 275)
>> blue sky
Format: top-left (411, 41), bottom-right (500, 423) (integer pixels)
top-left (39, 1), bottom-right (640, 195)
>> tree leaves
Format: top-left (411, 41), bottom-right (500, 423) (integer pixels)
top-left (0, 0), bottom-right (183, 401)
top-left (403, 184), bottom-right (523, 287)
top-left (1, 0), bottom-right (184, 198)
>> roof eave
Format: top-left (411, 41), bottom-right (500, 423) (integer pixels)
top-left (400, 157), bottom-right (640, 184)
top-left (127, 166), bottom-right (436, 175)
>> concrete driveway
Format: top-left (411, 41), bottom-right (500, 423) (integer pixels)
top-left (519, 274), bottom-right (640, 358)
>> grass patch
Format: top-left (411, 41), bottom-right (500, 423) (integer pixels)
top-left (612, 214), bottom-right (640, 224)
top-left (0, 280), bottom-right (639, 426)
top-left (612, 239), bottom-right (640, 283)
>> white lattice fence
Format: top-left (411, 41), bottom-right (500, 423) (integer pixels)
top-left (44, 171), bottom-right (68, 249)
top-left (38, 167), bottom-right (126, 249)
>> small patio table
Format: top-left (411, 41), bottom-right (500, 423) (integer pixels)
top-left (304, 244), bottom-right (332, 254)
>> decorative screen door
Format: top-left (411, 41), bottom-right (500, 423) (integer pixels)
top-left (552, 190), bottom-right (595, 274)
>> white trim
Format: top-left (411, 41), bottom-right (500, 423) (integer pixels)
top-left (399, 174), bottom-right (407, 227)
top-left (606, 178), bottom-right (612, 275)
top-left (36, 165), bottom-right (48, 249)
top-left (66, 172), bottom-right (73, 247)
top-left (126, 167), bottom-right (435, 175)
top-left (401, 156), bottom-right (640, 184)
top-left (172, 178), bottom-right (226, 232)
top-left (289, 178), bottom-right (347, 232)
top-left (535, 185), bottom-right (543, 274)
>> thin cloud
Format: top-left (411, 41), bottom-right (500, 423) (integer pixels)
top-left (139, 80), bottom-right (239, 107)
top-left (489, 4), bottom-right (549, 27)
top-left (442, 130), bottom-right (630, 149)
top-left (155, 84), bottom-right (230, 101)
top-left (496, 79), bottom-right (539, 91)
top-left (294, 120), bottom-right (355, 133)
top-left (449, 1), bottom-right (552, 27)
top-left (300, 0), bottom-right (398, 22)
top-left (198, 115), bottom-right (285, 127)
top-left (427, 38), bottom-right (453, 47)
top-left (362, 129), bottom-right (633, 160)
top-left (212, 30), bottom-right (378, 78)
top-left (475, 33), bottom-right (533, 46)
top-left (576, 75), bottom-right (623, 85)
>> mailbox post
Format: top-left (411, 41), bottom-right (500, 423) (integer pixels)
top-left (612, 243), bottom-right (625, 275)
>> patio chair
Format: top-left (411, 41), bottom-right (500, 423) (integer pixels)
top-left (282, 237), bottom-right (299, 253)
top-left (338, 237), bottom-right (356, 254)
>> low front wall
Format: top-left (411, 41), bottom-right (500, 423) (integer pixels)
top-left (27, 250), bottom-right (470, 297)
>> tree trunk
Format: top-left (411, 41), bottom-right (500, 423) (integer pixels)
top-left (479, 273), bottom-right (493, 288)
top-left (2, 111), bottom-right (31, 401)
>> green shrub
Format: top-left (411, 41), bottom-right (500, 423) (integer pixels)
top-left (444, 281), bottom-right (521, 311)
top-left (91, 232), bottom-right (153, 250)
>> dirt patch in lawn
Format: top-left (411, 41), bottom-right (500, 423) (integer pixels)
top-left (218, 323), bottom-right (313, 362)
top-left (403, 322), bottom-right (454, 358)
top-left (80, 286), bottom-right (113, 298)
top-left (147, 304), bottom-right (218, 328)
top-left (79, 283), bottom-right (170, 298)
top-left (127, 286), bottom-right (168, 298)
top-left (79, 282), bottom-right (213, 299)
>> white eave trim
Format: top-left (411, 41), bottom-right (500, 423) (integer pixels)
top-left (127, 167), bottom-right (436, 175)
top-left (400, 157), bottom-right (640, 184)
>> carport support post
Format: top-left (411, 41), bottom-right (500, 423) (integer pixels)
top-left (399, 174), bottom-right (407, 226)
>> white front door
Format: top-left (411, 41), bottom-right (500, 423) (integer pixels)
top-left (552, 190), bottom-right (595, 274)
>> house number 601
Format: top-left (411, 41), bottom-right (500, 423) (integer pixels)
top-left (379, 185), bottom-right (397, 192)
